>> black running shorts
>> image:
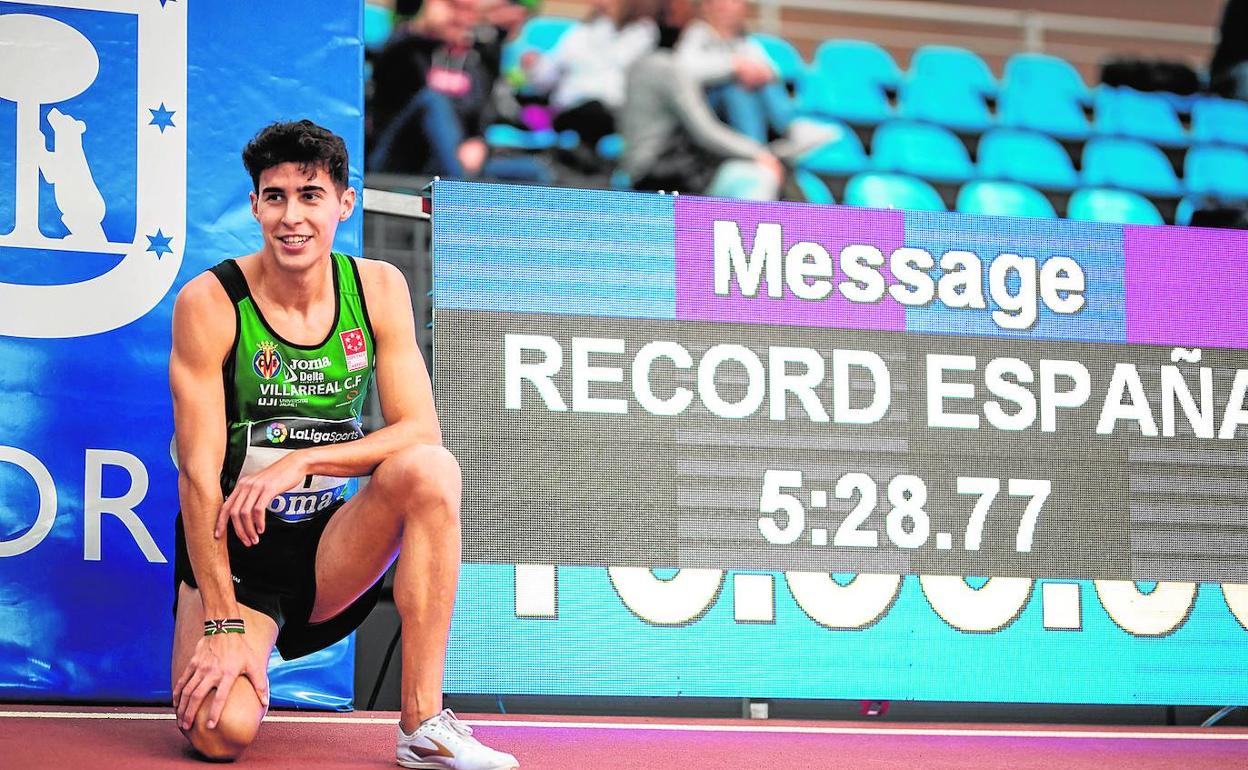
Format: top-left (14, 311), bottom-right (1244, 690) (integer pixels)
top-left (172, 501), bottom-right (385, 660)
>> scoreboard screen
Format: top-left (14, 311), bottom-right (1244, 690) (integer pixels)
top-left (435, 180), bottom-right (1248, 705)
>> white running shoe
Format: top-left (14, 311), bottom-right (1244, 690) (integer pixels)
top-left (396, 709), bottom-right (519, 770)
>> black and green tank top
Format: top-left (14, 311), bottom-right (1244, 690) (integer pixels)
top-left (208, 252), bottom-right (375, 524)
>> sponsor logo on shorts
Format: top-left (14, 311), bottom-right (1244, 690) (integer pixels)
top-left (253, 341), bottom-right (283, 380)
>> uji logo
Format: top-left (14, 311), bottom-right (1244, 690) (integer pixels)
top-left (0, 1), bottom-right (186, 338)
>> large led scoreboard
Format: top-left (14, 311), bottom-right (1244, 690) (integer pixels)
top-left (435, 180), bottom-right (1248, 704)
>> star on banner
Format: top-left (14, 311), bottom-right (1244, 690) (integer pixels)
top-left (146, 229), bottom-right (174, 259)
top-left (149, 103), bottom-right (176, 133)
top-left (159, 0), bottom-right (178, 7)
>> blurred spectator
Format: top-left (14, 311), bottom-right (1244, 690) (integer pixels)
top-left (619, 1), bottom-right (783, 198)
top-left (1211, 0), bottom-right (1248, 99)
top-left (523, 0), bottom-right (660, 164)
top-left (676, 0), bottom-right (791, 143)
top-left (368, 0), bottom-right (549, 181)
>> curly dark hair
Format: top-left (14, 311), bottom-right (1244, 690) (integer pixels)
top-left (242, 119), bottom-right (349, 192)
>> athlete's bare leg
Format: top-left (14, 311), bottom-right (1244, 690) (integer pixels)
top-left (171, 581), bottom-right (279, 760)
top-left (309, 443), bottom-right (462, 733)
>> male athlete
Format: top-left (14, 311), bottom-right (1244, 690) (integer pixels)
top-left (169, 119), bottom-right (518, 769)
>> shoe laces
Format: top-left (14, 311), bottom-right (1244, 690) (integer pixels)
top-left (439, 709), bottom-right (474, 737)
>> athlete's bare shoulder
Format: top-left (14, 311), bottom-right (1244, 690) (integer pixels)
top-left (352, 255), bottom-right (408, 297)
top-left (171, 264), bottom-right (241, 362)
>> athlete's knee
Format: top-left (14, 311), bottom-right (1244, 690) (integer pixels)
top-left (372, 444), bottom-right (461, 516)
top-left (184, 692), bottom-right (262, 761)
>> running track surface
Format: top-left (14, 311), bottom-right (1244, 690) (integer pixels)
top-left (3, 706), bottom-right (1248, 769)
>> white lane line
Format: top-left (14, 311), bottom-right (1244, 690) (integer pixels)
top-left (1, 712), bottom-right (1246, 742)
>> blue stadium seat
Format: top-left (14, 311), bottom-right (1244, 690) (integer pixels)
top-left (1067, 188), bottom-right (1164, 225)
top-left (797, 72), bottom-right (892, 125)
top-left (843, 172), bottom-right (946, 211)
top-left (871, 121), bottom-right (974, 183)
top-left (1081, 138), bottom-right (1182, 197)
top-left (1191, 97), bottom-right (1248, 147)
top-left (752, 33), bottom-right (807, 84)
top-left (794, 119), bottom-right (869, 175)
top-left (898, 79), bottom-right (992, 133)
top-left (794, 170), bottom-right (835, 204)
top-left (1003, 52), bottom-right (1089, 102)
top-left (501, 17), bottom-right (577, 76)
top-left (1094, 87), bottom-right (1188, 146)
top-left (813, 39), bottom-right (902, 89)
top-left (484, 125), bottom-right (578, 151)
top-left (977, 128), bottom-right (1078, 190)
top-left (1184, 145), bottom-right (1248, 199)
top-left (956, 180), bottom-right (1056, 219)
top-left (908, 45), bottom-right (997, 95)
top-left (363, 2), bottom-right (394, 51)
top-left (997, 87), bottom-right (1090, 140)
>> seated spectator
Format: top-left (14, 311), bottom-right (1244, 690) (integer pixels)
top-left (368, 0), bottom-right (549, 182)
top-left (523, 0), bottom-right (660, 165)
top-left (675, 0), bottom-right (791, 143)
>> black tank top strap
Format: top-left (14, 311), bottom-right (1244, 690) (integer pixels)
top-left (209, 259), bottom-right (250, 305)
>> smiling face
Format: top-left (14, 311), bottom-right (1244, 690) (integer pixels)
top-left (249, 162), bottom-right (355, 273)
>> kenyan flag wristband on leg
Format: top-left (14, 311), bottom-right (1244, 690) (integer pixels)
top-left (204, 618), bottom-right (246, 635)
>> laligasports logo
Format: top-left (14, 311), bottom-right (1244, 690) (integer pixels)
top-left (0, 1), bottom-right (187, 338)
top-left (253, 341), bottom-right (283, 380)
top-left (265, 422), bottom-right (288, 444)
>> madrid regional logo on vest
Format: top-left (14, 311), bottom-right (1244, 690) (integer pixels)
top-left (0, 1), bottom-right (186, 338)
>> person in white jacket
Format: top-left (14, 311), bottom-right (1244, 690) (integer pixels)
top-left (523, 0), bottom-right (660, 164)
top-left (675, 0), bottom-right (792, 143)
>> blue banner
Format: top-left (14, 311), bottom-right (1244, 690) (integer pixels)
top-left (0, 0), bottom-right (363, 708)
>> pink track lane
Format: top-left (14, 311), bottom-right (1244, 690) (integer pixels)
top-left (2, 707), bottom-right (1248, 769)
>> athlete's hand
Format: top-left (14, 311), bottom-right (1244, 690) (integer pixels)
top-left (217, 453), bottom-right (308, 546)
top-left (173, 632), bottom-right (269, 731)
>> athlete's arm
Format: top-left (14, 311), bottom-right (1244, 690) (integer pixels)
top-left (218, 259), bottom-right (440, 531)
top-left (170, 273), bottom-right (270, 729)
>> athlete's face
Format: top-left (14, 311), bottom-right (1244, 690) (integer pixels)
top-left (250, 162), bottom-right (355, 271)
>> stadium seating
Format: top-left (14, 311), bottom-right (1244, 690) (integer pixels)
top-left (363, 2), bottom-right (393, 51)
top-left (871, 121), bottom-right (974, 183)
top-left (1003, 52), bottom-right (1090, 102)
top-left (797, 72), bottom-right (892, 125)
top-left (1067, 188), bottom-right (1165, 225)
top-left (976, 128), bottom-right (1078, 191)
top-left (794, 170), bottom-right (836, 204)
top-left (1191, 98), bottom-right (1248, 147)
top-left (898, 79), bottom-right (992, 133)
top-left (813, 39), bottom-right (902, 89)
top-left (1094, 87), bottom-right (1188, 146)
top-left (907, 45), bottom-right (997, 95)
top-left (794, 119), bottom-right (870, 175)
top-left (500, 17), bottom-right (577, 79)
top-left (843, 172), bottom-right (946, 210)
top-left (996, 87), bottom-right (1090, 140)
top-left (1081, 137), bottom-right (1182, 197)
top-left (956, 180), bottom-right (1057, 218)
top-left (752, 33), bottom-right (807, 84)
top-left (1184, 145), bottom-right (1248, 199)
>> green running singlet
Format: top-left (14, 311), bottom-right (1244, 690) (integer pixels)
top-left (208, 252), bottom-right (375, 524)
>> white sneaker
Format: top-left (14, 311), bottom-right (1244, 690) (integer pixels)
top-left (396, 709), bottom-right (519, 770)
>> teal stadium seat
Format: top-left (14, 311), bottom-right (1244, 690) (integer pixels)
top-left (871, 120), bottom-right (974, 183)
top-left (997, 87), bottom-right (1090, 140)
top-left (797, 71), bottom-right (891, 125)
top-left (898, 79), bottom-right (992, 133)
top-left (793, 119), bottom-right (869, 175)
top-left (977, 128), bottom-right (1078, 190)
top-left (363, 2), bottom-right (394, 51)
top-left (1184, 145), bottom-right (1248, 199)
top-left (908, 45), bottom-right (997, 95)
top-left (1191, 98), bottom-right (1248, 147)
top-left (751, 33), bottom-right (807, 84)
top-left (813, 39), bottom-right (902, 89)
top-left (1003, 52), bottom-right (1089, 102)
top-left (843, 172), bottom-right (946, 211)
top-left (1094, 87), bottom-right (1188, 146)
top-left (794, 170), bottom-right (835, 204)
top-left (1067, 188), bottom-right (1164, 225)
top-left (956, 180), bottom-right (1056, 218)
top-left (1081, 138), bottom-right (1182, 197)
